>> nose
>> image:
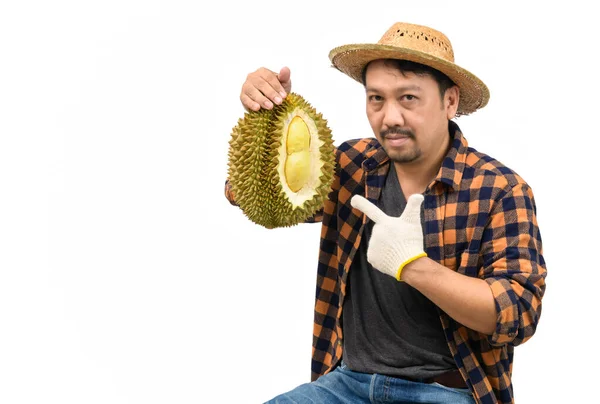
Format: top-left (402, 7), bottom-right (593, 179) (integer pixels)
top-left (381, 100), bottom-right (405, 131)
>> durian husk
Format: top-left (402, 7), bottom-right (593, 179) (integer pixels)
top-left (227, 93), bottom-right (335, 229)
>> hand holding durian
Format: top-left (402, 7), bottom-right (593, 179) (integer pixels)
top-left (227, 67), bottom-right (336, 229)
top-left (350, 194), bottom-right (428, 281)
top-left (240, 66), bottom-right (292, 112)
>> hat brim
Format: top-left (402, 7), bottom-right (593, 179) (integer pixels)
top-left (329, 44), bottom-right (489, 115)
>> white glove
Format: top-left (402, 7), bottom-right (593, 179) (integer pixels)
top-left (350, 194), bottom-right (427, 281)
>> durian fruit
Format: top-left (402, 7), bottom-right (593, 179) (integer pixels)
top-left (227, 93), bottom-right (335, 229)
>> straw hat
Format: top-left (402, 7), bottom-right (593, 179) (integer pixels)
top-left (329, 22), bottom-right (489, 115)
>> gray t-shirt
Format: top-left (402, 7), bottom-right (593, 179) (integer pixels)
top-left (342, 165), bottom-right (456, 379)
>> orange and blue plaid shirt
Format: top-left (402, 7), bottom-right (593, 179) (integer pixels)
top-left (224, 121), bottom-right (547, 404)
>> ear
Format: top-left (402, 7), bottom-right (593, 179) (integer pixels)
top-left (445, 86), bottom-right (460, 119)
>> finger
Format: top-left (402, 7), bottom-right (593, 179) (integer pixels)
top-left (240, 67), bottom-right (282, 110)
top-left (401, 194), bottom-right (424, 223)
top-left (257, 70), bottom-right (286, 104)
top-left (277, 66), bottom-right (292, 95)
top-left (240, 92), bottom-right (262, 112)
top-left (241, 83), bottom-right (275, 110)
top-left (350, 195), bottom-right (387, 223)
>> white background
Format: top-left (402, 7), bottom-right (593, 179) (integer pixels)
top-left (0, 1), bottom-right (597, 403)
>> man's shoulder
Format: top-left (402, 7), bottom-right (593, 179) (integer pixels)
top-left (462, 146), bottom-right (529, 190)
top-left (335, 137), bottom-right (380, 165)
top-left (337, 137), bottom-right (380, 153)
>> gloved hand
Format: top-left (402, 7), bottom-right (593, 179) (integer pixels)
top-left (350, 194), bottom-right (427, 281)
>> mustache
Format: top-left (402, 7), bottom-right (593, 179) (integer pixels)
top-left (381, 127), bottom-right (415, 139)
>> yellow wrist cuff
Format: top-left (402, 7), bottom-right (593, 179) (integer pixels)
top-left (395, 252), bottom-right (428, 281)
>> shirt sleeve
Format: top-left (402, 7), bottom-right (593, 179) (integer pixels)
top-left (481, 183), bottom-right (547, 347)
top-left (224, 179), bottom-right (239, 207)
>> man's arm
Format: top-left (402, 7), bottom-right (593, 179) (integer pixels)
top-left (402, 258), bottom-right (496, 334)
top-left (351, 182), bottom-right (546, 343)
top-left (405, 183), bottom-right (546, 344)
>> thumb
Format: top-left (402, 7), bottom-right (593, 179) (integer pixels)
top-left (351, 195), bottom-right (388, 223)
top-left (277, 66), bottom-right (292, 94)
top-left (401, 194), bottom-right (424, 224)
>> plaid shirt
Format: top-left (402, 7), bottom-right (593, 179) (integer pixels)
top-left (224, 121), bottom-right (547, 404)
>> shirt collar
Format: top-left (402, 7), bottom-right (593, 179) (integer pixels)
top-left (434, 120), bottom-right (469, 192)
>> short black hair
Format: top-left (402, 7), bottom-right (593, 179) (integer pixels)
top-left (361, 59), bottom-right (456, 100)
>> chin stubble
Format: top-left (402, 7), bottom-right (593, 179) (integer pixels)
top-left (380, 127), bottom-right (420, 163)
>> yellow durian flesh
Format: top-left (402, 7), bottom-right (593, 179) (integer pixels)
top-left (286, 116), bottom-right (310, 153)
top-left (285, 150), bottom-right (310, 192)
top-left (284, 116), bottom-right (311, 192)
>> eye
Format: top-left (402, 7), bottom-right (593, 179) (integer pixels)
top-left (402, 94), bottom-right (416, 101)
top-left (368, 95), bottom-right (383, 102)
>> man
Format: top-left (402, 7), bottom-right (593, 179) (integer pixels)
top-left (225, 22), bottom-right (546, 404)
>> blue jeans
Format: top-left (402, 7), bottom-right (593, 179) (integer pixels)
top-left (265, 362), bottom-right (475, 404)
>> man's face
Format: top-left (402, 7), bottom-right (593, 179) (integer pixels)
top-left (364, 60), bottom-right (458, 166)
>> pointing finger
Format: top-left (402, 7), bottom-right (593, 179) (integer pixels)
top-left (350, 195), bottom-right (388, 223)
